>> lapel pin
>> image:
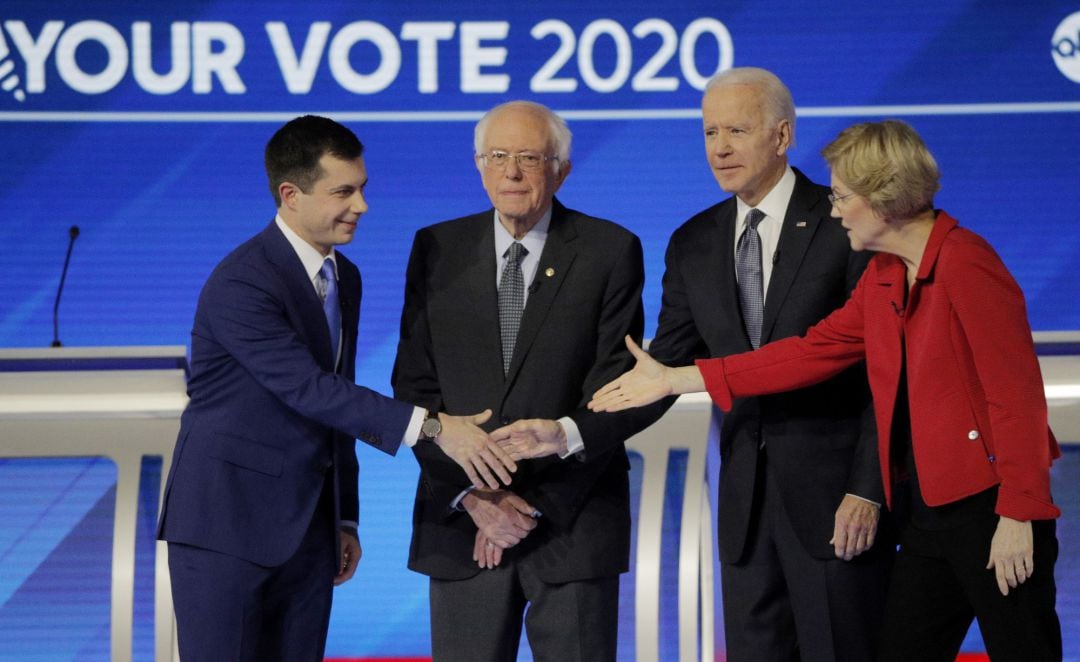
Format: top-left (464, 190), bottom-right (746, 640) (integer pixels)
top-left (796, 221), bottom-right (807, 228)
top-left (545, 267), bottom-right (555, 277)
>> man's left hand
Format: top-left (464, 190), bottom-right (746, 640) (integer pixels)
top-left (335, 528), bottom-right (362, 586)
top-left (473, 530), bottom-right (504, 569)
top-left (830, 494), bottom-right (879, 561)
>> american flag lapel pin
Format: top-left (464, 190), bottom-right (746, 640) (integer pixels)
top-left (796, 221), bottom-right (807, 228)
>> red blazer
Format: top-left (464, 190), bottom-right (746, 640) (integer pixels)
top-left (698, 211), bottom-right (1060, 521)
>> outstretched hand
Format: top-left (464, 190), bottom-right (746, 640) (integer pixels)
top-left (491, 418), bottom-right (568, 460)
top-left (434, 409), bottom-right (517, 489)
top-left (589, 336), bottom-right (694, 412)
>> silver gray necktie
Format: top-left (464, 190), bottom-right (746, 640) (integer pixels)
top-left (736, 209), bottom-right (765, 348)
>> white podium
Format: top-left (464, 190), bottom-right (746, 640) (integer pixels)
top-left (0, 346), bottom-right (188, 662)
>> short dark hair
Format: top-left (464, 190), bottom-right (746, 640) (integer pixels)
top-left (264, 115), bottom-right (364, 206)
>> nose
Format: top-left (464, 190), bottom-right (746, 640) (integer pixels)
top-left (707, 135), bottom-right (731, 158)
top-left (503, 157), bottom-right (524, 179)
top-left (351, 189), bottom-right (368, 215)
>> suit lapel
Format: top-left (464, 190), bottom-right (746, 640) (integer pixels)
top-left (337, 253), bottom-right (361, 377)
top-left (761, 170), bottom-right (826, 344)
top-left (261, 221), bottom-right (337, 372)
top-left (457, 215), bottom-right (506, 383)
top-left (504, 201), bottom-right (577, 386)
top-left (697, 199), bottom-right (747, 351)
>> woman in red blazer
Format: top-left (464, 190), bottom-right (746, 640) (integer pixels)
top-left (592, 120), bottom-right (1062, 661)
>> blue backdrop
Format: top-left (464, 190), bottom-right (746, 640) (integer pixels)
top-left (1, 1), bottom-right (1079, 659)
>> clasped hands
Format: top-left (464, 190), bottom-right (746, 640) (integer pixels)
top-left (446, 417), bottom-right (558, 571)
top-left (434, 414), bottom-right (574, 569)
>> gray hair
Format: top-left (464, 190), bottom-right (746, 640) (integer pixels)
top-left (705, 67), bottom-right (797, 145)
top-left (474, 101), bottom-right (572, 171)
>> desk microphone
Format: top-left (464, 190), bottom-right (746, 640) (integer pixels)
top-left (51, 225), bottom-right (80, 347)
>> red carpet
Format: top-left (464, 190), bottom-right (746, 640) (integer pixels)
top-left (326, 652), bottom-right (989, 656)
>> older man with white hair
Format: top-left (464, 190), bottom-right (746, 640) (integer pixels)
top-left (392, 100), bottom-right (648, 662)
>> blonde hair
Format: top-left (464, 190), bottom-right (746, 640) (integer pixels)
top-left (822, 120), bottom-right (940, 220)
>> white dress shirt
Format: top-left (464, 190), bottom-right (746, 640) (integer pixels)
top-left (275, 215), bottom-right (425, 450)
top-left (733, 166), bottom-right (796, 304)
top-left (492, 208), bottom-right (585, 460)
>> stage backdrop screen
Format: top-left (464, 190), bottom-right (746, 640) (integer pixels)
top-left (1, 1), bottom-right (1078, 660)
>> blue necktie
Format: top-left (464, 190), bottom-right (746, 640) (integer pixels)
top-left (736, 209), bottom-right (765, 349)
top-left (319, 258), bottom-right (341, 367)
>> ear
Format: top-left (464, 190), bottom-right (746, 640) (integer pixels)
top-left (553, 159), bottom-right (572, 190)
top-left (279, 182), bottom-right (301, 211)
top-left (775, 119), bottom-right (792, 155)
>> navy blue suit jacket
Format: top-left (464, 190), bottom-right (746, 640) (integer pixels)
top-left (157, 221), bottom-right (414, 567)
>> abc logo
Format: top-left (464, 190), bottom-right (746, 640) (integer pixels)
top-left (1052, 11), bottom-right (1080, 82)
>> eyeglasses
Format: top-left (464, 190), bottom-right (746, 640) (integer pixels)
top-left (827, 190), bottom-right (857, 205)
top-left (478, 150), bottom-right (559, 172)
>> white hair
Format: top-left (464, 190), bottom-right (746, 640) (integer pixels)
top-left (474, 101), bottom-right (572, 172)
top-left (705, 67), bottom-right (797, 145)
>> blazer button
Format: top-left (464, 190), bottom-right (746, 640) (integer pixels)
top-left (967, 430), bottom-right (980, 441)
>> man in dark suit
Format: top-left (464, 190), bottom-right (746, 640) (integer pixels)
top-left (499, 68), bottom-right (892, 661)
top-left (651, 68), bottom-right (891, 662)
top-left (157, 115), bottom-right (515, 662)
top-left (391, 101), bottom-right (646, 662)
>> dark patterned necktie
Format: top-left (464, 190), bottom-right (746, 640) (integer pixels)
top-left (736, 209), bottom-right (765, 348)
top-left (498, 242), bottom-right (528, 375)
top-left (318, 258), bottom-right (341, 367)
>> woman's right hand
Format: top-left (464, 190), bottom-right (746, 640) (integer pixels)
top-left (589, 336), bottom-right (703, 412)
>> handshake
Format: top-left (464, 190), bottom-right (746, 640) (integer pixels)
top-left (426, 410), bottom-right (570, 490)
top-left (426, 412), bottom-right (569, 569)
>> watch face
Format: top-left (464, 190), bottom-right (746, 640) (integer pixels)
top-left (422, 417), bottom-right (442, 439)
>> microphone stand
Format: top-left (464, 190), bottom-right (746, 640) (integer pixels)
top-left (52, 225), bottom-right (80, 347)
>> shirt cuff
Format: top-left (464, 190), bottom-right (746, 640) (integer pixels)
top-left (558, 416), bottom-right (584, 459)
top-left (339, 520), bottom-right (358, 531)
top-left (845, 493), bottom-right (880, 508)
top-left (450, 486), bottom-right (476, 511)
top-left (402, 406), bottom-right (426, 448)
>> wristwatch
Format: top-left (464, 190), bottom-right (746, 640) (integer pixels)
top-left (420, 412), bottom-right (442, 441)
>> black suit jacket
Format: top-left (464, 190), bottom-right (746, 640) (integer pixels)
top-left (649, 169), bottom-right (881, 563)
top-left (392, 200), bottom-right (645, 582)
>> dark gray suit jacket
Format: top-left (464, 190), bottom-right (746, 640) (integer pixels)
top-left (392, 199), bottom-right (646, 582)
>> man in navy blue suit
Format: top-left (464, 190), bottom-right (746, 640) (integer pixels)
top-left (157, 115), bottom-right (516, 662)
